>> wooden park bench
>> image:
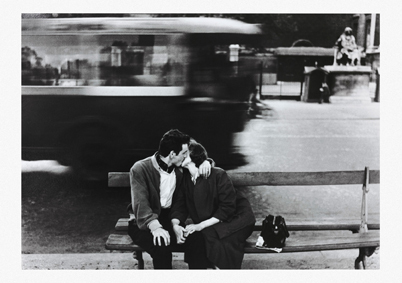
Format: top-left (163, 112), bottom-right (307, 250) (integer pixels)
top-left (105, 167), bottom-right (380, 269)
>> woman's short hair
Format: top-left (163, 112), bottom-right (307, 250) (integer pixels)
top-left (158, 129), bottom-right (190, 157)
top-left (189, 141), bottom-right (208, 167)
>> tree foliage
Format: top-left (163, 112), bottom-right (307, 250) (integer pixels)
top-left (153, 14), bottom-right (354, 48)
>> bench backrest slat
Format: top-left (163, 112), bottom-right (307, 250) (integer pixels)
top-left (108, 170), bottom-right (380, 188)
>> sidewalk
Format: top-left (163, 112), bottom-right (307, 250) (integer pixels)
top-left (22, 249), bottom-right (380, 270)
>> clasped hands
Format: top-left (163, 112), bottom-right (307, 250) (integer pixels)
top-left (173, 223), bottom-right (204, 244)
top-left (151, 223), bottom-right (203, 246)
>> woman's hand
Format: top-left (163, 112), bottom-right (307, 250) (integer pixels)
top-left (185, 217), bottom-right (220, 236)
top-left (181, 156), bottom-right (191, 167)
top-left (184, 223), bottom-right (204, 235)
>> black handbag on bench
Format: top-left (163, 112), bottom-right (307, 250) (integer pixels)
top-left (256, 215), bottom-right (290, 251)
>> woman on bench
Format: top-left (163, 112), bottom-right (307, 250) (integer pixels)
top-left (170, 141), bottom-right (256, 269)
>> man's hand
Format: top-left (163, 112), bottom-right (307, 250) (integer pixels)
top-left (198, 160), bottom-right (211, 178)
top-left (172, 224), bottom-right (186, 244)
top-left (151, 227), bottom-right (170, 246)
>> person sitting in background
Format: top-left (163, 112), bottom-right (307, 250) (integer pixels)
top-left (335, 27), bottom-right (358, 66)
top-left (171, 141), bottom-right (255, 269)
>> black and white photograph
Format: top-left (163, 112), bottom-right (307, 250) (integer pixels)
top-left (2, 1), bottom-right (400, 282)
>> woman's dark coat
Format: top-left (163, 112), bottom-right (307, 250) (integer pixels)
top-left (171, 167), bottom-right (255, 269)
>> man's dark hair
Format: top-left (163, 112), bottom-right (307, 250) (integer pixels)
top-left (189, 141), bottom-right (208, 167)
top-left (158, 129), bottom-right (190, 157)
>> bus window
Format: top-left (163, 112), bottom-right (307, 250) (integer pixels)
top-left (187, 42), bottom-right (257, 101)
top-left (22, 34), bottom-right (186, 87)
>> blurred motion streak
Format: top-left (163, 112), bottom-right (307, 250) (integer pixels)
top-left (22, 17), bottom-right (262, 180)
top-left (21, 160), bottom-right (72, 174)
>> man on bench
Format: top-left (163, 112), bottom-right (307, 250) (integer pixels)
top-left (127, 129), bottom-right (212, 269)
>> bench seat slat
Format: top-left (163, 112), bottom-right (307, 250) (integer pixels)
top-left (114, 218), bottom-right (380, 232)
top-left (245, 232), bottom-right (380, 253)
top-left (108, 170), bottom-right (380, 188)
top-left (228, 171), bottom-right (380, 187)
top-left (105, 231), bottom-right (380, 253)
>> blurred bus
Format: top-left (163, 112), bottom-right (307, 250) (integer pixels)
top-left (22, 17), bottom-right (262, 180)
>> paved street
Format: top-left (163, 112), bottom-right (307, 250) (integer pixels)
top-left (233, 100), bottom-right (379, 173)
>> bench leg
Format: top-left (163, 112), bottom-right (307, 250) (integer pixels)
top-left (355, 248), bottom-right (367, 269)
top-left (133, 251), bottom-right (144, 269)
top-left (355, 247), bottom-right (377, 269)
